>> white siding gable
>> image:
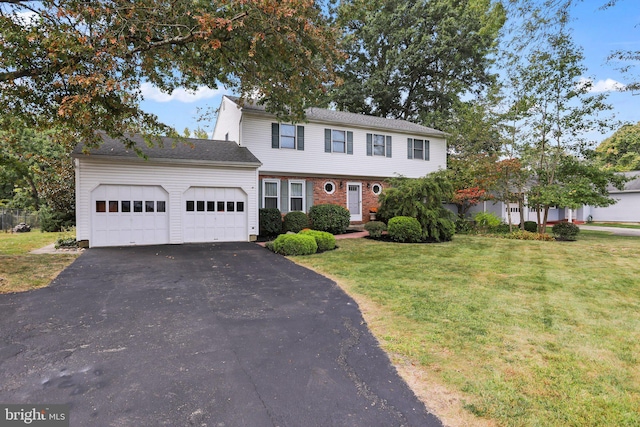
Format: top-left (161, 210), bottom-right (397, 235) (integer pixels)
top-left (212, 96), bottom-right (242, 143)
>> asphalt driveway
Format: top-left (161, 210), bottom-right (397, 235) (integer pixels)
top-left (0, 243), bottom-right (442, 427)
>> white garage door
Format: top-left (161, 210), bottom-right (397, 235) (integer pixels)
top-left (183, 187), bottom-right (247, 243)
top-left (91, 185), bottom-right (169, 247)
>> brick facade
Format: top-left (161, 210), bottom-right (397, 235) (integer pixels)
top-left (260, 174), bottom-right (386, 223)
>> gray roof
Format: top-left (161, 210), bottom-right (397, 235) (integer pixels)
top-left (227, 96), bottom-right (445, 137)
top-left (72, 131), bottom-right (261, 166)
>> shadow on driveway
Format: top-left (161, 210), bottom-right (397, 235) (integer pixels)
top-left (0, 243), bottom-right (442, 427)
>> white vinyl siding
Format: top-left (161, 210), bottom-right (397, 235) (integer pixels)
top-left (75, 158), bottom-right (259, 246)
top-left (240, 115), bottom-right (445, 179)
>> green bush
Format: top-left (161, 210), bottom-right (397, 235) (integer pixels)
top-left (39, 206), bottom-right (74, 232)
top-left (308, 204), bottom-right (351, 235)
top-left (552, 222), bottom-right (580, 241)
top-left (364, 221), bottom-right (387, 238)
top-left (272, 234), bottom-right (318, 255)
top-left (55, 237), bottom-right (78, 249)
top-left (299, 229), bottom-right (336, 252)
top-left (282, 211), bottom-right (309, 233)
top-left (504, 230), bottom-right (555, 241)
top-left (387, 216), bottom-right (423, 243)
top-left (523, 221), bottom-right (538, 233)
top-left (259, 208), bottom-right (282, 237)
top-left (455, 218), bottom-right (476, 234)
top-left (474, 212), bottom-right (501, 231)
top-left (494, 223), bottom-right (511, 234)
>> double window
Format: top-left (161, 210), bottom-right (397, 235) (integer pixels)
top-left (272, 123), bottom-right (304, 150)
top-left (407, 138), bottom-right (430, 161)
top-left (366, 133), bottom-right (392, 157)
top-left (324, 129), bottom-right (353, 154)
top-left (261, 179), bottom-right (306, 212)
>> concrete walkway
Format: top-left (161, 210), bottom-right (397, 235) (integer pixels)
top-left (580, 225), bottom-right (640, 237)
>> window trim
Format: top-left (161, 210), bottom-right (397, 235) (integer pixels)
top-left (272, 123), bottom-right (304, 150)
top-left (323, 181), bottom-right (336, 195)
top-left (407, 138), bottom-right (430, 161)
top-left (371, 183), bottom-right (383, 195)
top-left (288, 180), bottom-right (306, 212)
top-left (325, 128), bottom-right (353, 154)
top-left (262, 178), bottom-right (280, 210)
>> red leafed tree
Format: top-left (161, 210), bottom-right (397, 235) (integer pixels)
top-left (452, 186), bottom-right (488, 217)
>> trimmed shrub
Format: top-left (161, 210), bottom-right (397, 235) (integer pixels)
top-left (552, 222), bottom-right (580, 241)
top-left (387, 216), bottom-right (422, 243)
top-left (523, 221), bottom-right (538, 233)
top-left (308, 204), bottom-right (351, 235)
top-left (364, 221), bottom-right (387, 238)
top-left (259, 208), bottom-right (282, 237)
top-left (272, 234), bottom-right (318, 256)
top-left (474, 212), bottom-right (501, 231)
top-left (494, 223), bottom-right (511, 234)
top-left (504, 230), bottom-right (555, 241)
top-left (283, 211), bottom-right (309, 233)
top-left (299, 229), bottom-right (336, 252)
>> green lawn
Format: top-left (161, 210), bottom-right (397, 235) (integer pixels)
top-left (292, 232), bottom-right (640, 427)
top-left (0, 230), bottom-right (78, 293)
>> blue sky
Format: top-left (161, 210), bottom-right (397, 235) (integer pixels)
top-left (139, 1), bottom-right (640, 142)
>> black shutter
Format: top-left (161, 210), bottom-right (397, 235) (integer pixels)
top-left (297, 126), bottom-right (304, 151)
top-left (347, 131), bottom-right (353, 154)
top-left (407, 138), bottom-right (413, 159)
top-left (386, 136), bottom-right (392, 158)
top-left (425, 140), bottom-right (430, 161)
top-left (324, 129), bottom-right (332, 153)
top-left (271, 123), bottom-right (279, 149)
top-left (366, 133), bottom-right (373, 156)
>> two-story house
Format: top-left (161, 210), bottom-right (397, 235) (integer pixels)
top-left (213, 96), bottom-right (447, 221)
top-left (73, 96), bottom-right (446, 247)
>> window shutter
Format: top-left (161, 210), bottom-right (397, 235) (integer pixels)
top-left (407, 138), bottom-right (413, 159)
top-left (386, 136), bottom-right (392, 158)
top-left (425, 140), bottom-right (430, 161)
top-left (271, 123), bottom-right (279, 149)
top-left (258, 179), bottom-right (263, 208)
top-left (347, 131), bottom-right (353, 155)
top-left (324, 129), bottom-right (332, 153)
top-left (280, 179), bottom-right (289, 213)
top-left (366, 134), bottom-right (373, 156)
top-left (297, 126), bottom-right (304, 151)
top-left (305, 181), bottom-right (314, 212)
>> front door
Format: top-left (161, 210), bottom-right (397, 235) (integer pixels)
top-left (347, 182), bottom-right (362, 221)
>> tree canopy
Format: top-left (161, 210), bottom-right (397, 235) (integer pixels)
top-left (0, 0), bottom-right (341, 147)
top-left (596, 122), bottom-right (640, 171)
top-left (331, 0), bottom-right (505, 130)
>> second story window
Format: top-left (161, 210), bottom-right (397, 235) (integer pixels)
top-left (407, 138), bottom-right (430, 161)
top-left (324, 129), bottom-right (353, 154)
top-left (366, 133), bottom-right (392, 157)
top-left (272, 123), bottom-right (304, 150)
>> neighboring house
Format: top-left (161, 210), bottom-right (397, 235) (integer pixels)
top-left (74, 97), bottom-right (447, 247)
top-left (469, 171), bottom-right (640, 224)
top-left (213, 96), bottom-right (447, 222)
top-left (583, 171), bottom-right (640, 222)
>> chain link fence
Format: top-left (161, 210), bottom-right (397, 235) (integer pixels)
top-left (0, 209), bottom-right (40, 232)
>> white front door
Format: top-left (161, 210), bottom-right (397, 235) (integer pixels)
top-left (347, 182), bottom-right (362, 221)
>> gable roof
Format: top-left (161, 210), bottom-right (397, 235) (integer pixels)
top-left (225, 96), bottom-right (446, 137)
top-left (610, 171), bottom-right (640, 193)
top-left (72, 131), bottom-right (261, 167)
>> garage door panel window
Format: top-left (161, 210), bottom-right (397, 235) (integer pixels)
top-left (146, 201), bottom-right (155, 212)
top-left (134, 201), bottom-right (143, 212)
top-left (157, 201), bottom-right (166, 213)
top-left (197, 201), bottom-right (205, 212)
top-left (109, 201), bottom-right (118, 212)
top-left (96, 201), bottom-right (106, 212)
top-left (227, 201), bottom-right (235, 212)
top-left (217, 201), bottom-right (225, 212)
top-left (186, 201), bottom-right (195, 211)
top-left (207, 201), bottom-right (215, 211)
top-left (237, 202), bottom-right (244, 212)
top-left (121, 201), bottom-right (131, 212)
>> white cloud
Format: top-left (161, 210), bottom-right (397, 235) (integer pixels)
top-left (578, 77), bottom-right (626, 93)
top-left (140, 83), bottom-right (226, 103)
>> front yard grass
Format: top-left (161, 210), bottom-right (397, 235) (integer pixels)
top-left (588, 222), bottom-right (640, 229)
top-left (0, 230), bottom-right (79, 294)
top-left (292, 232), bottom-right (640, 427)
